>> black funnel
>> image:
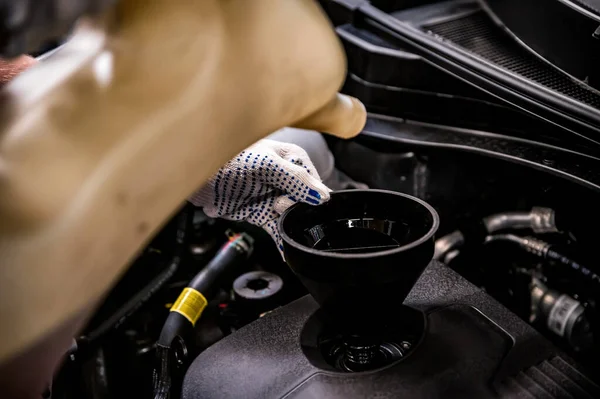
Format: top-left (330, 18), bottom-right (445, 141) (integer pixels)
top-left (279, 190), bottom-right (439, 334)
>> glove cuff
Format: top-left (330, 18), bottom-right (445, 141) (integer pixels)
top-left (188, 184), bottom-right (214, 208)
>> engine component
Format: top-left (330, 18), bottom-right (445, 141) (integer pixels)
top-left (311, 306), bottom-right (424, 373)
top-left (530, 279), bottom-right (593, 352)
top-left (434, 207), bottom-right (558, 261)
top-left (233, 271), bottom-right (284, 315)
top-left (433, 230), bottom-right (464, 261)
top-left (483, 207), bottom-right (558, 235)
top-left (182, 262), bottom-right (600, 398)
top-left (183, 189), bottom-right (598, 397)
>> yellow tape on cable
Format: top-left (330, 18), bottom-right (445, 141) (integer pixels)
top-left (170, 287), bottom-right (208, 326)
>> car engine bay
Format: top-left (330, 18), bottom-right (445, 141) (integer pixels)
top-left (36, 0), bottom-right (600, 398)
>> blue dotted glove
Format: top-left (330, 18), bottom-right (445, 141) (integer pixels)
top-left (189, 139), bottom-right (331, 256)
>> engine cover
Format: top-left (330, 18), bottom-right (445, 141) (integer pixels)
top-left (182, 262), bottom-right (599, 398)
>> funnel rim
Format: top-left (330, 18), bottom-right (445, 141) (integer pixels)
top-left (279, 189), bottom-right (439, 260)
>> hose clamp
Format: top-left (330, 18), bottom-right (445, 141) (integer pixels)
top-left (530, 207), bottom-right (559, 234)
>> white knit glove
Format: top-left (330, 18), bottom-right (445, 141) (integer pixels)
top-left (189, 139), bottom-right (331, 255)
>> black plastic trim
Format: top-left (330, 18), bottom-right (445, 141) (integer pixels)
top-left (359, 114), bottom-right (600, 192)
top-left (349, 2), bottom-right (600, 147)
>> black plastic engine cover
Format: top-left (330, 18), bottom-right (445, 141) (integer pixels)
top-left (182, 262), bottom-right (599, 398)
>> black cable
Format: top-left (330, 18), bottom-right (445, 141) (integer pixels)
top-left (485, 234), bottom-right (600, 286)
top-left (545, 247), bottom-right (600, 286)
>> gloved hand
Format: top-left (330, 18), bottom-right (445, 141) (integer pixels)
top-left (189, 139), bottom-right (330, 256)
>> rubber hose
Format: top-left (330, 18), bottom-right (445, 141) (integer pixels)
top-left (157, 234), bottom-right (252, 346)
